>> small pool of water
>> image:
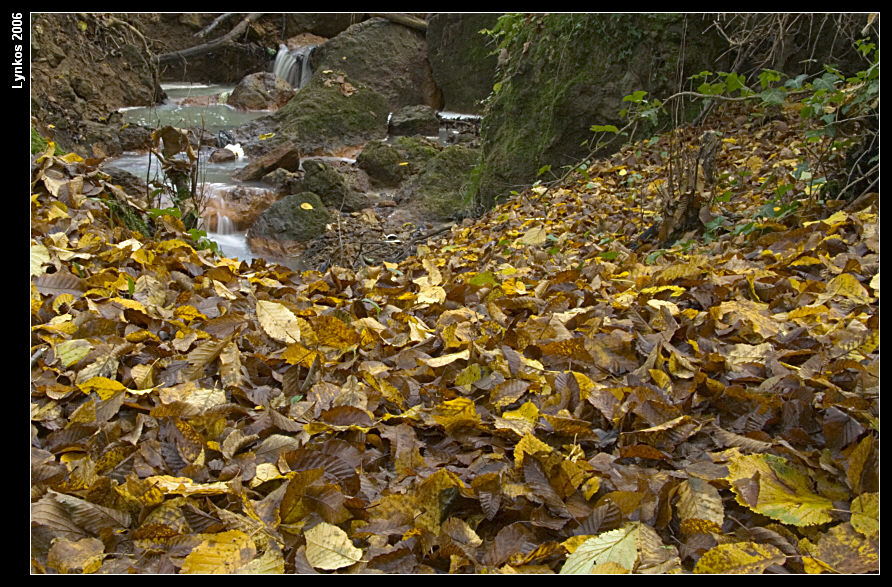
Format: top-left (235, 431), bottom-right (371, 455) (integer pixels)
top-left (120, 83), bottom-right (268, 134)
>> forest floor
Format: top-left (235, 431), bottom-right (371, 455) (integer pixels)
top-left (30, 97), bottom-right (878, 574)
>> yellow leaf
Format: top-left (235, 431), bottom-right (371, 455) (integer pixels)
top-left (54, 339), bottom-right (92, 368)
top-left (256, 300), bottom-right (301, 344)
top-left (432, 397), bottom-right (480, 431)
top-left (422, 349), bottom-right (470, 368)
top-left (726, 453), bottom-right (833, 526)
top-left (502, 401), bottom-right (539, 423)
top-left (77, 376), bottom-right (126, 400)
top-left (417, 283), bottom-right (447, 304)
top-left (46, 536), bottom-right (105, 574)
top-left (514, 433), bottom-right (552, 470)
top-left (693, 542), bottom-right (785, 574)
top-left (455, 363), bottom-right (482, 387)
top-left (180, 530), bottom-right (256, 574)
top-left (518, 225), bottom-right (548, 246)
top-left (798, 522), bottom-right (878, 573)
top-left (640, 285), bottom-right (685, 297)
top-left (560, 523), bottom-right (640, 574)
top-left (816, 273), bottom-right (873, 305)
top-left (31, 242), bottom-right (51, 277)
top-left (648, 369), bottom-right (671, 390)
top-left (142, 475), bottom-right (231, 497)
top-left (849, 492), bottom-right (879, 537)
top-left (300, 202), bottom-right (314, 210)
top-left (304, 522), bottom-right (364, 570)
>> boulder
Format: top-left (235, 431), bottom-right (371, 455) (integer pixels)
top-left (261, 168), bottom-right (303, 194)
top-left (233, 141), bottom-right (301, 181)
top-left (227, 72), bottom-right (296, 111)
top-left (248, 71), bottom-right (389, 158)
top-left (300, 159), bottom-right (371, 212)
top-left (426, 13), bottom-right (500, 114)
top-left (389, 105), bottom-right (440, 137)
top-left (281, 13), bottom-right (359, 39)
top-left (399, 144), bottom-right (480, 221)
top-left (246, 192), bottom-right (331, 250)
top-left (357, 136), bottom-right (440, 187)
top-left (473, 14), bottom-right (729, 210)
top-left (208, 147), bottom-right (237, 163)
top-left (204, 185), bottom-right (281, 230)
top-left (309, 17), bottom-right (442, 110)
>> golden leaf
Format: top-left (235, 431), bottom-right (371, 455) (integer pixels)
top-left (849, 492), bottom-right (879, 537)
top-left (256, 300), bottom-right (301, 344)
top-left (726, 453), bottom-right (833, 526)
top-left (304, 523), bottom-right (364, 570)
top-left (693, 542), bottom-right (785, 574)
top-left (46, 537), bottom-right (105, 574)
top-left (180, 530), bottom-right (256, 574)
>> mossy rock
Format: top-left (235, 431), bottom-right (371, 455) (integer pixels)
top-left (357, 136), bottom-right (441, 187)
top-left (300, 159), bottom-right (369, 212)
top-left (473, 14), bottom-right (729, 209)
top-left (268, 71), bottom-right (389, 155)
top-left (247, 192), bottom-right (330, 243)
top-left (402, 144), bottom-right (480, 221)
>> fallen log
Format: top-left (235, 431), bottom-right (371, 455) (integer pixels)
top-left (369, 13), bottom-right (428, 32)
top-left (156, 12), bottom-right (265, 65)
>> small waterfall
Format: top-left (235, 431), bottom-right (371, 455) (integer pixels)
top-left (272, 44), bottom-right (316, 89)
top-left (202, 185), bottom-right (238, 235)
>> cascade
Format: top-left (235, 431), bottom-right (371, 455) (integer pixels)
top-left (272, 44), bottom-right (316, 89)
top-left (202, 185), bottom-right (237, 235)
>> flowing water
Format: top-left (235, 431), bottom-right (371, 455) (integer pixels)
top-left (271, 44), bottom-right (316, 89)
top-left (109, 83), bottom-right (267, 261)
top-left (106, 81), bottom-right (481, 264)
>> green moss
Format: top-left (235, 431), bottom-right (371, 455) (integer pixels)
top-left (473, 13), bottom-right (726, 210)
top-left (250, 192), bottom-right (330, 242)
top-left (407, 145), bottom-right (480, 220)
top-left (357, 136), bottom-right (441, 186)
top-left (272, 71), bottom-right (389, 152)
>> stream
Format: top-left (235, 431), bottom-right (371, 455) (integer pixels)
top-left (103, 75), bottom-right (482, 265)
top-left (106, 83), bottom-right (267, 262)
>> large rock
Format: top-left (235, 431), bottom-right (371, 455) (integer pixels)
top-left (389, 105), bottom-right (440, 137)
top-left (246, 192), bottom-right (331, 252)
top-left (227, 72), bottom-right (295, 111)
top-left (233, 142), bottom-right (302, 181)
top-left (300, 159), bottom-right (370, 212)
top-left (399, 144), bottom-right (480, 221)
top-left (204, 185), bottom-right (281, 231)
top-left (357, 136), bottom-right (440, 187)
top-left (30, 13), bottom-right (163, 156)
top-left (427, 13), bottom-right (500, 114)
top-left (235, 71), bottom-right (389, 160)
top-left (309, 17), bottom-right (442, 111)
top-left (472, 14), bottom-right (729, 210)
top-left (280, 13), bottom-right (360, 39)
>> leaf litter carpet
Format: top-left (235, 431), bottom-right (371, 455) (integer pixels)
top-left (30, 104), bottom-right (878, 573)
